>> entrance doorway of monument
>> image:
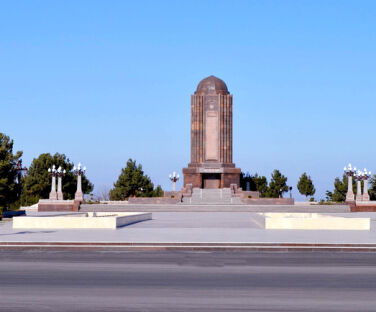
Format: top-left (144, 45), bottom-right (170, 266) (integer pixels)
top-left (202, 173), bottom-right (221, 189)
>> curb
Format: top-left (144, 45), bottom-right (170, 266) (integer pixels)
top-left (1, 242), bottom-right (376, 252)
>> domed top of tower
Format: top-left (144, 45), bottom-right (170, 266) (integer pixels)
top-left (195, 75), bottom-right (229, 95)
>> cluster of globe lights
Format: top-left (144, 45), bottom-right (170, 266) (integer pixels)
top-left (169, 171), bottom-right (180, 182)
top-left (48, 163), bottom-right (85, 175)
top-left (47, 165), bottom-right (66, 176)
top-left (73, 162), bottom-right (86, 175)
top-left (344, 163), bottom-right (371, 180)
top-left (356, 168), bottom-right (371, 181)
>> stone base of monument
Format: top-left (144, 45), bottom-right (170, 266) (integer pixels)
top-left (350, 201), bottom-right (376, 212)
top-left (13, 212), bottom-right (152, 229)
top-left (179, 187), bottom-right (295, 205)
top-left (125, 185), bottom-right (295, 206)
top-left (262, 213), bottom-right (371, 230)
top-left (38, 200), bottom-right (80, 212)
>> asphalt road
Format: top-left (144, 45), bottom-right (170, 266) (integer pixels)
top-left (1, 251), bottom-right (376, 312)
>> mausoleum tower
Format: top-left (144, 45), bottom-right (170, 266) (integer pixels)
top-left (183, 75), bottom-right (241, 189)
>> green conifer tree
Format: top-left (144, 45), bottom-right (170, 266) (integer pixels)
top-left (297, 172), bottom-right (316, 201)
top-left (0, 133), bottom-right (23, 211)
top-left (267, 170), bottom-right (288, 198)
top-left (253, 174), bottom-right (269, 197)
top-left (326, 174), bottom-right (356, 202)
top-left (367, 174), bottom-right (376, 200)
top-left (109, 159), bottom-right (163, 200)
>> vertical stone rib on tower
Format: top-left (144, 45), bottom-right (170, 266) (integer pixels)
top-left (226, 96), bottom-right (229, 163)
top-left (229, 95), bottom-right (233, 163)
top-left (190, 95), bottom-right (206, 165)
top-left (191, 95), bottom-right (195, 163)
top-left (199, 96), bottom-right (203, 163)
top-left (220, 94), bottom-right (224, 162)
top-left (225, 95), bottom-right (229, 163)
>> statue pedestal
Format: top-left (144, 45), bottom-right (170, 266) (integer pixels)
top-left (57, 191), bottom-right (63, 200)
top-left (38, 200), bottom-right (80, 212)
top-left (49, 191), bottom-right (57, 200)
top-left (346, 191), bottom-right (355, 202)
top-left (75, 191), bottom-right (84, 202)
top-left (183, 165), bottom-right (240, 189)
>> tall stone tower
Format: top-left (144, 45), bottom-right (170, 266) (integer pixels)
top-left (182, 76), bottom-right (241, 189)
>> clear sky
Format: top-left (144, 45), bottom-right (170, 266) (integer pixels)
top-left (1, 1), bottom-right (375, 200)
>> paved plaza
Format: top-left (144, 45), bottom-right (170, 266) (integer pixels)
top-left (2, 212), bottom-right (376, 244)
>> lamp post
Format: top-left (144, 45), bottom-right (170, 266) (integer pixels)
top-left (15, 160), bottom-right (28, 184)
top-left (361, 168), bottom-right (371, 201)
top-left (354, 170), bottom-right (363, 201)
top-left (73, 162), bottom-right (86, 202)
top-left (169, 171), bottom-right (180, 192)
top-left (136, 187), bottom-right (144, 197)
top-left (279, 188), bottom-right (283, 199)
top-left (56, 166), bottom-right (66, 200)
top-left (48, 165), bottom-right (57, 200)
top-left (344, 163), bottom-right (356, 202)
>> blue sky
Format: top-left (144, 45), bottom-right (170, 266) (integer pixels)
top-left (1, 1), bottom-right (375, 200)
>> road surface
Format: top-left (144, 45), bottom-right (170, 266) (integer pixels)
top-left (1, 251), bottom-right (376, 311)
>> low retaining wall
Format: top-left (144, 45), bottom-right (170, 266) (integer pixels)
top-left (348, 201), bottom-right (376, 212)
top-left (99, 201), bottom-right (128, 205)
top-left (163, 191), bottom-right (182, 198)
top-left (128, 197), bottom-right (180, 204)
top-left (242, 198), bottom-right (295, 205)
top-left (240, 191), bottom-right (260, 199)
top-left (351, 205), bottom-right (376, 212)
top-left (38, 200), bottom-right (80, 212)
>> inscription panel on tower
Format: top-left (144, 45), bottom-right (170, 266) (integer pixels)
top-left (205, 111), bottom-right (219, 161)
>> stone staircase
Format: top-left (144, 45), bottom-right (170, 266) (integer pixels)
top-left (182, 188), bottom-right (243, 205)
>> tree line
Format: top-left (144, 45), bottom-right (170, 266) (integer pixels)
top-left (2, 131), bottom-right (376, 211)
top-left (240, 170), bottom-right (290, 198)
top-left (0, 133), bottom-right (162, 211)
top-left (240, 170), bottom-right (315, 200)
top-left (326, 175), bottom-right (376, 202)
top-left (241, 169), bottom-right (376, 202)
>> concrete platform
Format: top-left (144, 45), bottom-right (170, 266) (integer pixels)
top-left (13, 212), bottom-right (152, 229)
top-left (262, 213), bottom-right (371, 230)
top-left (2, 212), bottom-right (376, 247)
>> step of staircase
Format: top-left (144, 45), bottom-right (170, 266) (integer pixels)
top-left (183, 188), bottom-right (243, 205)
